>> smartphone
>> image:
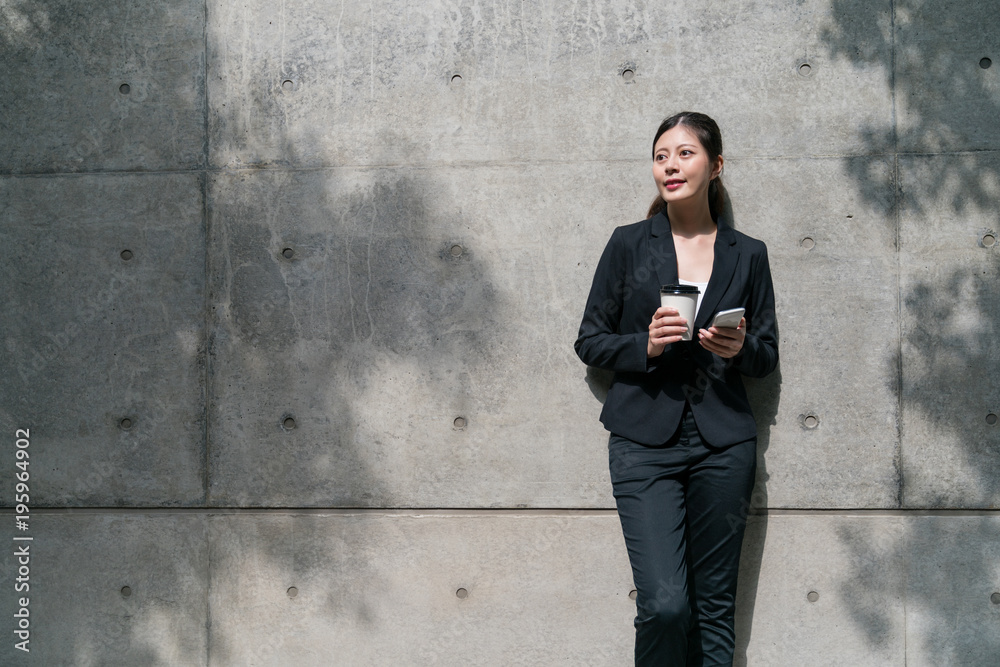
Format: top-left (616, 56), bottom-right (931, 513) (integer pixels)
top-left (710, 307), bottom-right (745, 329)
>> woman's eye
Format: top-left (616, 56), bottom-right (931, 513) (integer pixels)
top-left (680, 150), bottom-right (692, 156)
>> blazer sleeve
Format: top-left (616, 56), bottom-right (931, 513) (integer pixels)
top-left (732, 244), bottom-right (779, 378)
top-left (574, 227), bottom-right (652, 373)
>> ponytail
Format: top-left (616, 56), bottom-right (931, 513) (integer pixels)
top-left (646, 195), bottom-right (666, 219)
top-left (708, 177), bottom-right (726, 221)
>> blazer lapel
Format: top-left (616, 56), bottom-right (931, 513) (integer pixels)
top-left (648, 210), bottom-right (741, 330)
top-left (695, 220), bottom-right (740, 330)
top-left (649, 210), bottom-right (678, 289)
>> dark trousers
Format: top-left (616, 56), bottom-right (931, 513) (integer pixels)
top-left (609, 407), bottom-right (757, 666)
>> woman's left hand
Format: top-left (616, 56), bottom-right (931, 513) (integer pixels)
top-left (697, 317), bottom-right (746, 358)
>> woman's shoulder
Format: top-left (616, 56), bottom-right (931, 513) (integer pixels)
top-left (731, 228), bottom-right (770, 256)
top-left (611, 217), bottom-right (655, 240)
top-left (593, 219), bottom-right (654, 250)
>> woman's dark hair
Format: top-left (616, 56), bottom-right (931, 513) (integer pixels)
top-left (647, 111), bottom-right (725, 220)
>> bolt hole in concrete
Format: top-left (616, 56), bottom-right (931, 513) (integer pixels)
top-left (629, 589), bottom-right (638, 600)
top-left (119, 83), bottom-right (130, 94)
top-left (119, 417), bottom-right (133, 431)
top-left (121, 586), bottom-right (132, 598)
top-left (449, 244), bottom-right (464, 257)
top-left (621, 68), bottom-right (635, 82)
top-left (987, 413), bottom-right (998, 426)
top-left (982, 233), bottom-right (996, 247)
top-left (797, 63), bottom-right (812, 76)
top-left (981, 57), bottom-right (993, 69)
top-left (281, 79), bottom-right (294, 92)
top-left (991, 592), bottom-right (1000, 604)
top-left (456, 588), bottom-right (469, 599)
top-left (451, 74), bottom-right (463, 85)
top-left (453, 416), bottom-right (467, 429)
top-left (287, 587), bottom-right (298, 598)
top-left (282, 416), bottom-right (296, 430)
top-left (803, 414), bottom-right (819, 429)
top-left (800, 237), bottom-right (815, 250)
top-left (120, 249), bottom-right (133, 261)
top-left (807, 591), bottom-right (819, 603)
top-left (282, 247), bottom-right (295, 259)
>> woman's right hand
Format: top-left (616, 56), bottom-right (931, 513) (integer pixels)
top-left (647, 306), bottom-right (689, 358)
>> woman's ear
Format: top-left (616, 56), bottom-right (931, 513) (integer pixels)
top-left (712, 155), bottom-right (724, 180)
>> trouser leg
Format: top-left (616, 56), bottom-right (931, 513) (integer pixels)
top-left (683, 433), bottom-right (757, 667)
top-left (608, 427), bottom-right (695, 667)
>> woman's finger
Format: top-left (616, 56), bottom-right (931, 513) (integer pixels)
top-left (707, 325), bottom-right (742, 340)
top-left (699, 327), bottom-right (744, 354)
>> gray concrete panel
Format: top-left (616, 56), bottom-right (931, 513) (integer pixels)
top-left (0, 512), bottom-right (209, 665)
top-left (207, 512), bottom-right (634, 666)
top-left (4, 0), bottom-right (1000, 662)
top-left (903, 516), bottom-right (1000, 665)
top-left (4, 512), bottom-right (998, 665)
top-left (207, 157), bottom-right (903, 509)
top-left (820, 1), bottom-right (1000, 216)
top-left (812, 513), bottom-right (1000, 665)
top-left (898, 155), bottom-right (1000, 508)
top-left (209, 513), bottom-right (939, 666)
top-left (0, 0), bottom-right (206, 174)
top-left (737, 514), bottom-right (905, 666)
top-left (207, 164), bottom-right (656, 507)
top-left (207, 0), bottom-right (892, 169)
top-left (894, 0), bottom-right (1000, 153)
top-left (0, 174), bottom-right (206, 506)
top-left (726, 157), bottom-right (899, 508)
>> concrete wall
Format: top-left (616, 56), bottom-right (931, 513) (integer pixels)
top-left (1, 0), bottom-right (998, 664)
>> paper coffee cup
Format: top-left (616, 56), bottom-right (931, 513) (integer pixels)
top-left (659, 284), bottom-right (700, 341)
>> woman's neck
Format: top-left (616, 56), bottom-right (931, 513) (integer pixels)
top-left (666, 200), bottom-right (715, 238)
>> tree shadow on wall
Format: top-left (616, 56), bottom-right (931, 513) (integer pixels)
top-left (205, 162), bottom-right (505, 508)
top-left (834, 265), bottom-right (1000, 662)
top-left (894, 270), bottom-right (1000, 506)
top-left (834, 515), bottom-right (1000, 664)
top-left (822, 0), bottom-right (1000, 661)
top-left (0, 8), bottom-right (511, 661)
top-left (822, 0), bottom-right (1000, 214)
top-left (205, 72), bottom-right (512, 665)
top-left (733, 365), bottom-right (781, 667)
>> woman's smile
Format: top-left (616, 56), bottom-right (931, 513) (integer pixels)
top-left (651, 125), bottom-right (722, 209)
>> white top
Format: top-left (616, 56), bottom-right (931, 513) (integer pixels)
top-left (678, 278), bottom-right (709, 320)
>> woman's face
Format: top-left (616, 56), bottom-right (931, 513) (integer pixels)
top-left (651, 125), bottom-right (723, 208)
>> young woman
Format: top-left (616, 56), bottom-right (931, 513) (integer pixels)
top-left (575, 112), bottom-right (778, 665)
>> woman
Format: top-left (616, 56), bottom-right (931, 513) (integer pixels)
top-left (575, 112), bottom-right (778, 665)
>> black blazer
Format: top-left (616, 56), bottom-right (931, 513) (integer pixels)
top-left (575, 210), bottom-right (778, 447)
